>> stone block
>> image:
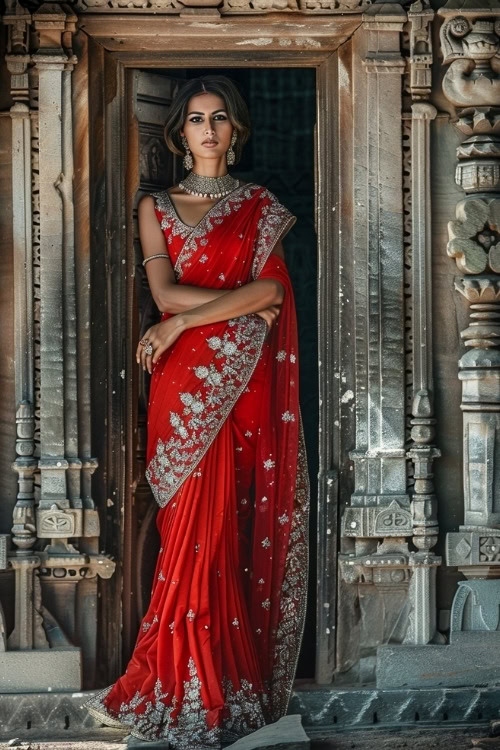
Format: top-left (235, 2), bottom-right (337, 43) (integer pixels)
top-left (447, 531), bottom-right (500, 567)
top-left (450, 580), bottom-right (500, 639)
top-left (36, 507), bottom-right (83, 539)
top-left (124, 737), bottom-right (169, 748)
top-left (451, 632), bottom-right (500, 645)
top-left (376, 644), bottom-right (500, 688)
top-left (225, 715), bottom-right (310, 749)
top-left (342, 502), bottom-right (412, 538)
top-left (0, 649), bottom-right (81, 692)
top-left (83, 509), bottom-right (100, 537)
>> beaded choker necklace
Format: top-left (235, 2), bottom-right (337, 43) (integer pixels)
top-left (178, 171), bottom-right (239, 199)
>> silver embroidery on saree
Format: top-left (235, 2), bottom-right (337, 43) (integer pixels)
top-left (86, 656), bottom-right (267, 749)
top-left (153, 184), bottom-right (261, 279)
top-left (145, 314), bottom-right (268, 509)
top-left (88, 186), bottom-right (310, 746)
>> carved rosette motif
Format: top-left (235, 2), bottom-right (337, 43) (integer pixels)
top-left (439, 0), bottom-right (500, 642)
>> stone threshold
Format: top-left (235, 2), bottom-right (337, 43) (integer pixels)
top-left (0, 685), bottom-right (498, 739)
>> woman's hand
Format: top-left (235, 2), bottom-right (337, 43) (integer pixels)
top-left (256, 304), bottom-right (281, 331)
top-left (137, 316), bottom-right (185, 374)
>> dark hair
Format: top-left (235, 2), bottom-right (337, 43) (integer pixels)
top-left (164, 75), bottom-right (251, 166)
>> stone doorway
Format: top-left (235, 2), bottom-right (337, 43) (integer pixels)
top-left (81, 32), bottom-right (345, 687)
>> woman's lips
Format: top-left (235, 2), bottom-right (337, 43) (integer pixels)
top-left (202, 141), bottom-right (218, 147)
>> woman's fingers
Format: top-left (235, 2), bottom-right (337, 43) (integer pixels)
top-left (256, 305), bottom-right (281, 330)
top-left (137, 329), bottom-right (156, 372)
top-left (152, 342), bottom-right (168, 366)
top-left (137, 320), bottom-right (183, 373)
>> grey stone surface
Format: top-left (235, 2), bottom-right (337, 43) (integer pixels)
top-left (124, 736), bottom-right (168, 748)
top-left (291, 684), bottom-right (498, 728)
top-left (447, 531), bottom-right (500, 569)
top-left (450, 581), bottom-right (500, 640)
top-left (226, 715), bottom-right (310, 749)
top-left (377, 644), bottom-right (500, 689)
top-left (452, 632), bottom-right (500, 645)
top-left (0, 650), bottom-right (81, 692)
top-left (0, 685), bottom-right (498, 739)
top-left (0, 727), bottom-right (494, 750)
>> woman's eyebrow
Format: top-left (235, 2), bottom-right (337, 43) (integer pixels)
top-left (187, 109), bottom-right (227, 116)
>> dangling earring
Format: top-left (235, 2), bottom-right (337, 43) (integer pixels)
top-left (181, 135), bottom-right (193, 170)
top-left (227, 132), bottom-right (237, 166)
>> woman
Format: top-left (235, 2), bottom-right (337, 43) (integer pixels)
top-left (86, 75), bottom-right (309, 749)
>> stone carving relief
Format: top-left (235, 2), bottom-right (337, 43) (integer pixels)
top-left (439, 0), bottom-right (500, 650)
top-left (408, 0), bottom-right (434, 97)
top-left (76, 0), bottom-right (182, 9)
top-left (440, 14), bottom-right (500, 107)
top-left (74, 0), bottom-right (370, 14)
top-left (448, 198), bottom-right (500, 274)
top-left (450, 580), bottom-right (500, 641)
top-left (337, 3), bottom-right (438, 684)
top-left (480, 536), bottom-right (500, 562)
top-left (140, 136), bottom-right (170, 187)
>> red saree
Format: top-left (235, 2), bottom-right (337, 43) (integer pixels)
top-left (86, 183), bottom-right (310, 749)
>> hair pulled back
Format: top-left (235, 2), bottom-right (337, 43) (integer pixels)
top-left (164, 75), bottom-right (251, 167)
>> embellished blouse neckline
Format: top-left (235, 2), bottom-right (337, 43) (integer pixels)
top-left (163, 182), bottom-right (255, 232)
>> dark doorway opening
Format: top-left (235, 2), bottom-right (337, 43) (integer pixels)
top-left (131, 66), bottom-right (318, 678)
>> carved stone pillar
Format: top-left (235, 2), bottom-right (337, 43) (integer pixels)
top-left (438, 1), bottom-right (500, 657)
top-left (404, 0), bottom-right (441, 648)
top-left (5, 2), bottom-right (37, 558)
top-left (32, 0), bottom-right (115, 665)
top-left (338, 2), bottom-right (411, 681)
top-left (1, 1), bottom-right (115, 691)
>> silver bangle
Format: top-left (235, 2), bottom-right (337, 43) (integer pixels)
top-left (143, 253), bottom-right (169, 267)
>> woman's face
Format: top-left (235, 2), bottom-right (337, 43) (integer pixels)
top-left (180, 92), bottom-right (234, 163)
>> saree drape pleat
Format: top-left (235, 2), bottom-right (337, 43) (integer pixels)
top-left (86, 183), bottom-right (310, 749)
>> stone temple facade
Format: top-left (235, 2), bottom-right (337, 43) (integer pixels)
top-left (1, 0), bottom-right (500, 735)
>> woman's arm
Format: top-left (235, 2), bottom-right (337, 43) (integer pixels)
top-left (138, 276), bottom-right (284, 371)
top-left (137, 194), bottom-right (287, 371)
top-left (178, 276), bottom-right (284, 332)
top-left (139, 195), bottom-right (229, 314)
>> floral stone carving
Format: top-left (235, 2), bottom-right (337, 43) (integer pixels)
top-left (447, 198), bottom-right (500, 274)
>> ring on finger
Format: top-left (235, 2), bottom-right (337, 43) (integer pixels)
top-left (144, 343), bottom-right (153, 356)
top-left (140, 338), bottom-right (149, 347)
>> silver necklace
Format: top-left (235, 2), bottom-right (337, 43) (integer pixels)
top-left (178, 171), bottom-right (239, 199)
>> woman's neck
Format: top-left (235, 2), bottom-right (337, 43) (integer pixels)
top-left (191, 158), bottom-right (228, 178)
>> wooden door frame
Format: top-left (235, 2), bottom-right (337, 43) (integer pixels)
top-left (76, 16), bottom-right (358, 686)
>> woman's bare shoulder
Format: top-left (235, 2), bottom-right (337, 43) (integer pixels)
top-left (138, 194), bottom-right (154, 206)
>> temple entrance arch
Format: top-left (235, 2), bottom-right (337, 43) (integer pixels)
top-left (78, 27), bottom-right (349, 687)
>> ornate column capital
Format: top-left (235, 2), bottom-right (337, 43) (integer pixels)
top-left (408, 0), bottom-right (434, 99)
top-left (411, 101), bottom-right (437, 120)
top-left (32, 3), bottom-right (78, 70)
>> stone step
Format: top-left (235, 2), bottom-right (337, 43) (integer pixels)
top-left (225, 714), bottom-right (310, 749)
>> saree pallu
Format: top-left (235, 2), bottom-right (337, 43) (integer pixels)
top-left (86, 183), bottom-right (310, 749)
